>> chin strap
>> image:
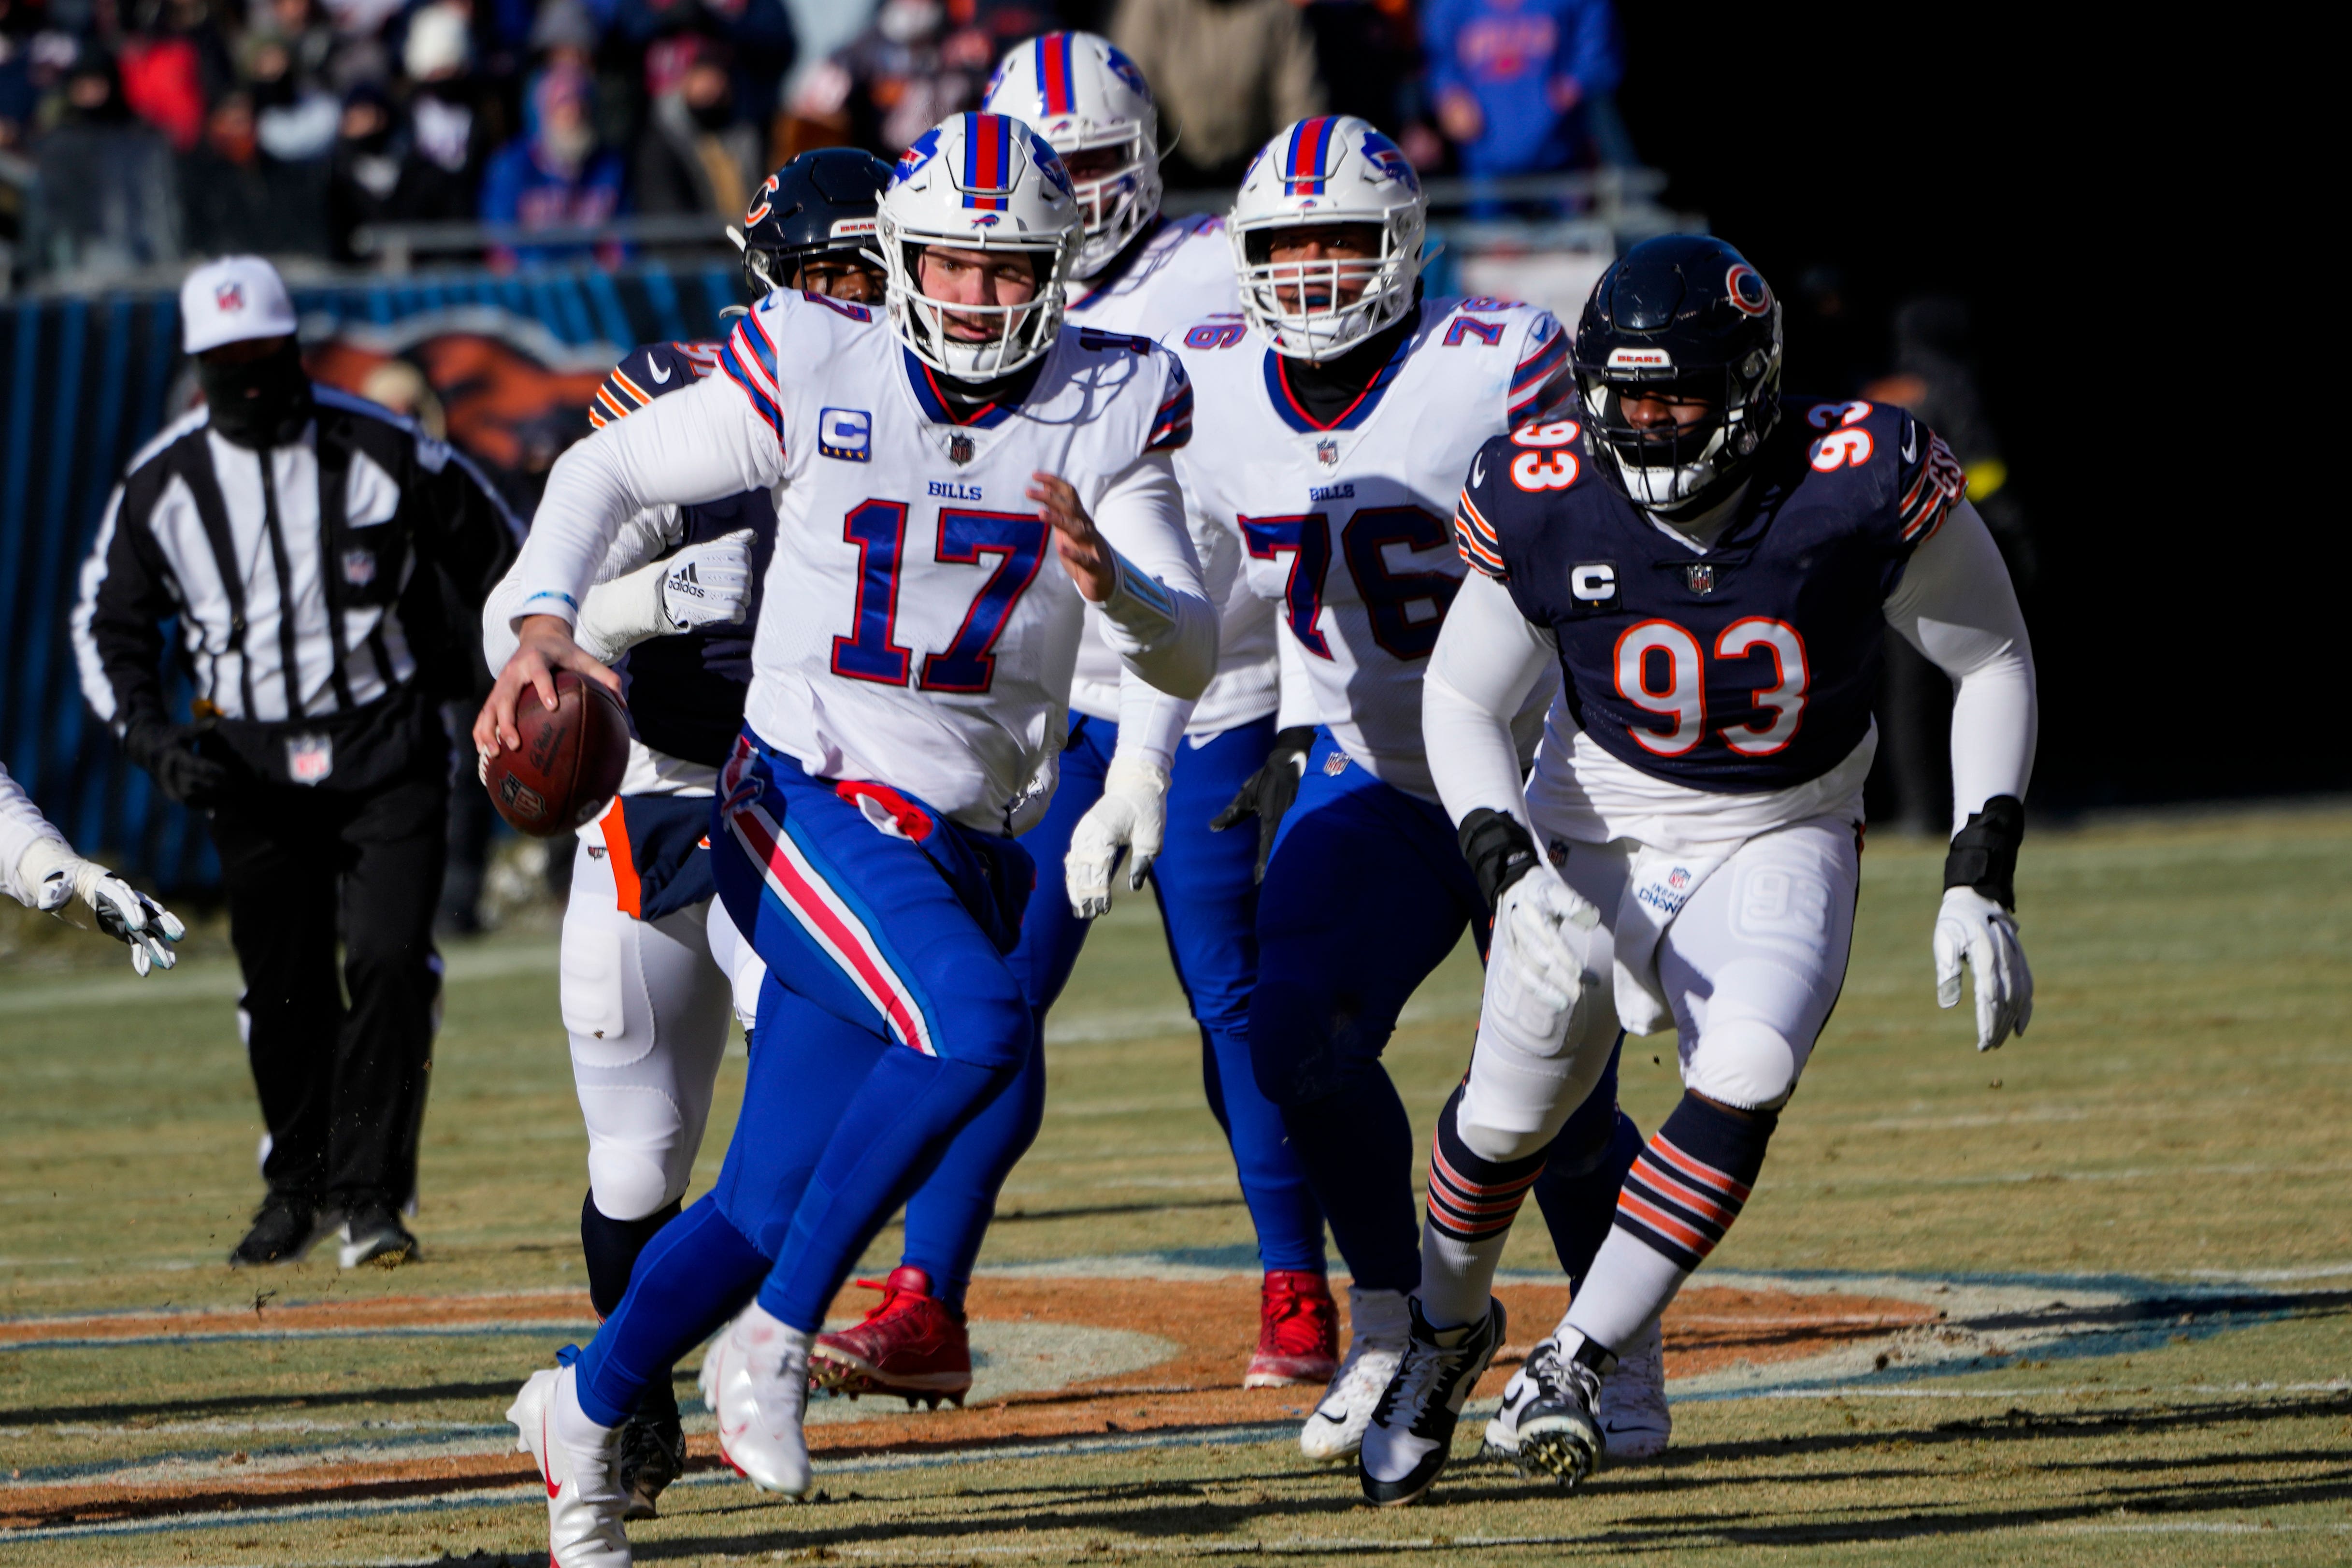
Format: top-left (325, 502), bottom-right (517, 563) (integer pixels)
top-left (1944, 794), bottom-right (2025, 910)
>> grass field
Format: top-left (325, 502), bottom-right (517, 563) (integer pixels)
top-left (1, 803), bottom-right (2348, 1565)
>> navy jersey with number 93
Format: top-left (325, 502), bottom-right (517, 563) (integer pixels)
top-left (1453, 397), bottom-right (1967, 792)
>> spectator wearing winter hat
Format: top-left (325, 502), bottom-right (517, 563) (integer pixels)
top-left (613, 0), bottom-right (794, 139)
top-left (396, 0), bottom-right (492, 221)
top-left (477, 59), bottom-right (624, 269)
top-left (631, 32), bottom-right (760, 226)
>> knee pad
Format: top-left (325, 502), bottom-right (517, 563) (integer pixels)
top-left (586, 1142), bottom-right (683, 1223)
top-left (1457, 1025), bottom-right (1618, 1165)
top-left (1682, 1017), bottom-right (1802, 1111)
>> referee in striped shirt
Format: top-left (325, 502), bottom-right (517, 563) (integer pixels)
top-left (72, 257), bottom-right (521, 1269)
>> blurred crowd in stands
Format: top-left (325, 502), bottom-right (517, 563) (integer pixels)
top-left (0, 0), bottom-right (1628, 284)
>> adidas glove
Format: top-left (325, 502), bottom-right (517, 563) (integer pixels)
top-left (1063, 755), bottom-right (1169, 919)
top-left (17, 837), bottom-right (186, 977)
top-left (1935, 794), bottom-right (2033, 1051)
top-left (660, 528), bottom-right (757, 632)
top-left (1207, 726), bottom-right (1314, 883)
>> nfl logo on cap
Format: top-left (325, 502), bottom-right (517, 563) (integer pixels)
top-left (182, 256), bottom-right (299, 355)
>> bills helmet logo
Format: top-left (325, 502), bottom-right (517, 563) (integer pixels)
top-left (1726, 264), bottom-right (1772, 317)
top-left (215, 283), bottom-right (244, 312)
top-left (894, 128), bottom-right (942, 186)
top-left (1026, 130), bottom-right (1073, 201)
top-left (1104, 44), bottom-right (1149, 98)
top-left (1360, 129), bottom-right (1419, 192)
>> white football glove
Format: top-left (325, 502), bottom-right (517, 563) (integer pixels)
top-left (17, 837), bottom-right (186, 977)
top-left (1063, 755), bottom-right (1169, 919)
top-left (1934, 886), bottom-right (2033, 1051)
top-left (1481, 863), bottom-right (1602, 1058)
top-left (660, 528), bottom-right (757, 632)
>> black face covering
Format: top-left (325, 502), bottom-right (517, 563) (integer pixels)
top-left (199, 341), bottom-right (315, 448)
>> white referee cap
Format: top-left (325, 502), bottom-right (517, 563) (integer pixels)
top-left (181, 257), bottom-right (298, 355)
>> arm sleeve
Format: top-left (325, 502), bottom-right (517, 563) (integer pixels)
top-left (70, 477), bottom-right (177, 731)
top-left (506, 371), bottom-right (782, 631)
top-left (0, 762), bottom-right (70, 908)
top-left (482, 506), bottom-right (683, 670)
top-left (1112, 496), bottom-right (1243, 768)
top-left (1423, 569), bottom-right (1558, 828)
top-left (1085, 450), bottom-right (1218, 702)
top-left (1883, 498), bottom-right (2037, 833)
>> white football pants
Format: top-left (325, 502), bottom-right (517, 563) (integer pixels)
top-left (560, 835), bottom-right (765, 1222)
top-left (1455, 815), bottom-right (1861, 1163)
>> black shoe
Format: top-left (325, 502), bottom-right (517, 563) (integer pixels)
top-left (1358, 1295), bottom-right (1507, 1506)
top-left (229, 1194), bottom-right (324, 1267)
top-left (617, 1404), bottom-right (688, 1520)
top-left (337, 1203), bottom-right (418, 1269)
top-left (1488, 1335), bottom-right (1608, 1487)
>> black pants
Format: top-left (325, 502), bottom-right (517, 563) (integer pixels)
top-left (209, 764), bottom-right (448, 1212)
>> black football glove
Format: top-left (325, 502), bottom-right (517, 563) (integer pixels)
top-left (122, 716), bottom-right (229, 808)
top-left (1208, 726), bottom-right (1315, 883)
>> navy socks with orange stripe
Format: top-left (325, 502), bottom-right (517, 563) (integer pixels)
top-left (1416, 1083), bottom-right (1549, 1328)
top-left (1560, 1091), bottom-right (1778, 1358)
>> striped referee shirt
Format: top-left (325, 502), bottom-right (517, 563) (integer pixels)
top-left (72, 387), bottom-right (520, 732)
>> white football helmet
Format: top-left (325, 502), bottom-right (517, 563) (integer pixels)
top-left (983, 31), bottom-right (1162, 281)
top-left (879, 111), bottom-right (1082, 379)
top-left (1229, 115), bottom-right (1427, 362)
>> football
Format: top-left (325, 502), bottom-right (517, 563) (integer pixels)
top-left (484, 670), bottom-right (631, 837)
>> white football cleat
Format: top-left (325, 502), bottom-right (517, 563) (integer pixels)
top-left (1299, 1286), bottom-right (1410, 1462)
top-left (704, 1303), bottom-right (813, 1495)
top-left (1481, 1335), bottom-right (1605, 1487)
top-left (1599, 1317), bottom-right (1671, 1460)
top-left (508, 1364), bottom-right (630, 1567)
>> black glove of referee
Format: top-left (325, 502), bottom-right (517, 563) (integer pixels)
top-left (1208, 725), bottom-right (1315, 883)
top-left (122, 716), bottom-right (229, 808)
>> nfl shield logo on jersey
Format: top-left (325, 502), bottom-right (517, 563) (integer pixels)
top-left (341, 548), bottom-right (375, 587)
top-left (1685, 563), bottom-right (1717, 595)
top-left (949, 432), bottom-right (976, 465)
top-left (285, 733), bottom-right (333, 785)
top-left (1315, 438), bottom-right (1338, 467)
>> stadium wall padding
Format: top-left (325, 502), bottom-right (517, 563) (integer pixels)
top-left (0, 264), bottom-right (741, 892)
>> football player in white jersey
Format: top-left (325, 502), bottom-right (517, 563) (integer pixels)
top-left (1156, 114), bottom-right (1661, 1465)
top-left (476, 148), bottom-right (892, 1521)
top-left (479, 112), bottom-right (1215, 1566)
top-left (2, 761), bottom-right (183, 973)
top-left (812, 29), bottom-right (1335, 1409)
top-left (1356, 236), bottom-right (2036, 1504)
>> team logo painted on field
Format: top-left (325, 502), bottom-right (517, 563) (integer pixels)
top-left (818, 407), bottom-right (872, 462)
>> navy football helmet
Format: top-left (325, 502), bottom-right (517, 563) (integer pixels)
top-left (1572, 234), bottom-right (1783, 514)
top-left (733, 148), bottom-right (894, 300)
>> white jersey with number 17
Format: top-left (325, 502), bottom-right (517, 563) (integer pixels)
top-left (510, 287), bottom-right (1211, 834)
top-left (1167, 295), bottom-right (1570, 803)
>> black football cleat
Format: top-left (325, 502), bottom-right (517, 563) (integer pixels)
top-left (617, 1403), bottom-right (688, 1520)
top-left (1358, 1295), bottom-right (1507, 1506)
top-left (228, 1193), bottom-right (326, 1267)
top-left (1484, 1335), bottom-right (1607, 1487)
top-left (337, 1203), bottom-right (418, 1268)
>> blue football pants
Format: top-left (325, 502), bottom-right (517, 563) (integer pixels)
top-left (900, 713), bottom-right (1327, 1306)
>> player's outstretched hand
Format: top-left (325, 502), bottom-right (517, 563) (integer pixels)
top-left (18, 838), bottom-right (186, 977)
top-left (661, 528), bottom-right (757, 631)
top-left (1064, 755), bottom-right (1169, 919)
top-left (1030, 472), bottom-right (1117, 603)
top-left (1933, 887), bottom-right (2033, 1050)
top-left (1208, 726), bottom-right (1315, 882)
top-left (474, 613), bottom-right (622, 766)
top-left (1484, 862), bottom-right (1601, 1058)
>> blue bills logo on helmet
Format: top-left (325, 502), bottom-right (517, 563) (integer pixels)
top-left (893, 127), bottom-right (942, 185)
top-left (1281, 116), bottom-right (1340, 196)
top-left (1360, 129), bottom-right (1418, 192)
top-left (1104, 44), bottom-right (1149, 98)
top-left (956, 113), bottom-right (1019, 210)
top-left (1026, 130), bottom-right (1073, 200)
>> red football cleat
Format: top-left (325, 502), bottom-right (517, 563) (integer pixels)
top-left (810, 1265), bottom-right (973, 1407)
top-left (1245, 1268), bottom-right (1341, 1388)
